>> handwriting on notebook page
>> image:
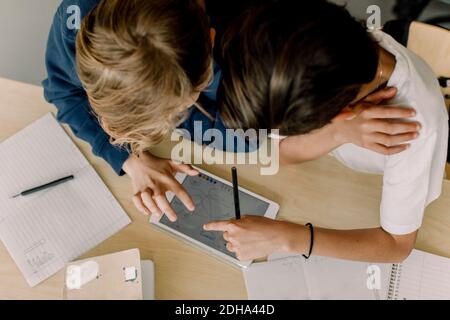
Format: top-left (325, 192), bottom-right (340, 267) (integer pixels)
top-left (0, 114), bottom-right (131, 286)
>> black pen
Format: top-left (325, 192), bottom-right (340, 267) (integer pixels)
top-left (12, 175), bottom-right (74, 198)
top-left (231, 167), bottom-right (241, 220)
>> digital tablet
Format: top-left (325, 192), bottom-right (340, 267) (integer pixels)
top-left (149, 167), bottom-right (279, 268)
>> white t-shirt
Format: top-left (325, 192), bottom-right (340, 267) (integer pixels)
top-left (330, 30), bottom-right (448, 235)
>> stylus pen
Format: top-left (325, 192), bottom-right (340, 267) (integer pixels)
top-left (231, 167), bottom-right (241, 220)
top-left (12, 175), bottom-right (74, 198)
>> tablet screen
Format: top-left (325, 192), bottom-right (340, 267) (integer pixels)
top-left (160, 172), bottom-right (270, 258)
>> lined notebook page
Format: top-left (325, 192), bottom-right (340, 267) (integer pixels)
top-left (0, 114), bottom-right (131, 287)
top-left (244, 253), bottom-right (391, 300)
top-left (303, 256), bottom-right (391, 300)
top-left (396, 250), bottom-right (450, 300)
top-left (243, 256), bottom-right (310, 300)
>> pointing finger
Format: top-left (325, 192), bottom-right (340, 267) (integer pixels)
top-left (203, 221), bottom-right (232, 232)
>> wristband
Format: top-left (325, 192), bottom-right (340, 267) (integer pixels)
top-left (302, 223), bottom-right (314, 259)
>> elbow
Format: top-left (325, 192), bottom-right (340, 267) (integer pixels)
top-left (387, 230), bottom-right (417, 263)
top-left (279, 156), bottom-right (311, 166)
top-left (278, 139), bottom-right (315, 165)
top-left (279, 156), bottom-right (291, 166)
top-left (279, 150), bottom-right (312, 166)
top-left (391, 245), bottom-right (414, 263)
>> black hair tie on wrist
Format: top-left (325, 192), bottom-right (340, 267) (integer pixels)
top-left (302, 223), bottom-right (314, 259)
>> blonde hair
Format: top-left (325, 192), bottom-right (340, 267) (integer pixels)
top-left (76, 0), bottom-right (212, 154)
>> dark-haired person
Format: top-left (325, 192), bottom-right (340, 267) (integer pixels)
top-left (205, 0), bottom-right (449, 263)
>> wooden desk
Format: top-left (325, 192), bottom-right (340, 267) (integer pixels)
top-left (1, 77), bottom-right (450, 299)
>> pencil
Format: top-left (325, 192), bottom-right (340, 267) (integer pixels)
top-left (12, 175), bottom-right (74, 198)
top-left (231, 167), bottom-right (241, 220)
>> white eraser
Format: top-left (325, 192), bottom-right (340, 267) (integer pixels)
top-left (124, 266), bottom-right (137, 282)
top-left (66, 260), bottom-right (99, 290)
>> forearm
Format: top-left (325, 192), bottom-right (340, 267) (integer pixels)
top-left (284, 223), bottom-right (416, 263)
top-left (279, 123), bottom-right (343, 165)
top-left (50, 97), bottom-right (130, 175)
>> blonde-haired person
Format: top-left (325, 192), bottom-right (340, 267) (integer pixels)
top-left (44, 0), bottom-right (216, 221)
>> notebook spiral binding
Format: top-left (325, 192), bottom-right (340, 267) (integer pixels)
top-left (387, 263), bottom-right (402, 300)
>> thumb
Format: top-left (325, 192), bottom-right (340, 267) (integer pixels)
top-left (364, 87), bottom-right (397, 104)
top-left (203, 220), bottom-right (230, 232)
top-left (332, 110), bottom-right (356, 123)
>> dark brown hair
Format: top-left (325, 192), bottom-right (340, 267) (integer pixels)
top-left (218, 0), bottom-right (379, 135)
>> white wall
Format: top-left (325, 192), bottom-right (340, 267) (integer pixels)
top-left (0, 0), bottom-right (61, 85)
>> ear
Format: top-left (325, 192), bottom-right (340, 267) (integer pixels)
top-left (331, 107), bottom-right (356, 123)
top-left (210, 28), bottom-right (216, 48)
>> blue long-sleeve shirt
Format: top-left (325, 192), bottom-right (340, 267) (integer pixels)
top-left (43, 0), bottom-right (245, 176)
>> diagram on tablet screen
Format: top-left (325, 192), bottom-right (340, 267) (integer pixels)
top-left (160, 173), bottom-right (269, 257)
top-left (189, 179), bottom-right (235, 219)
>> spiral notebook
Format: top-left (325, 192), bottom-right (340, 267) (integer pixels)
top-left (388, 249), bottom-right (450, 300)
top-left (244, 249), bottom-right (450, 300)
top-left (0, 114), bottom-right (131, 287)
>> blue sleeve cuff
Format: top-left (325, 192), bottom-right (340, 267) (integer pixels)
top-left (95, 138), bottom-right (130, 176)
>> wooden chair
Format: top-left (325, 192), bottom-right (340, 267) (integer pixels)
top-left (407, 21), bottom-right (450, 110)
top-left (407, 22), bottom-right (450, 176)
top-left (384, 20), bottom-right (450, 177)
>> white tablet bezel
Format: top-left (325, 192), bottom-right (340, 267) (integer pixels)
top-left (149, 166), bottom-right (279, 268)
